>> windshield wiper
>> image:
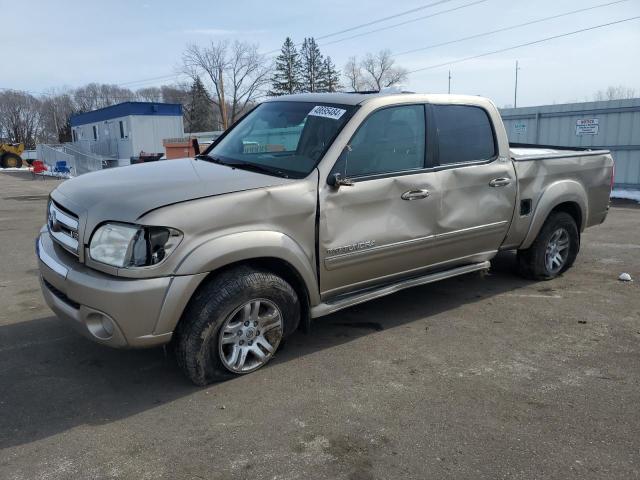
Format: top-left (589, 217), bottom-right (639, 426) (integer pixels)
top-left (225, 161), bottom-right (289, 178)
top-left (197, 154), bottom-right (288, 178)
top-left (195, 153), bottom-right (224, 164)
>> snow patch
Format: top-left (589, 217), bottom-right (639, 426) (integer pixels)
top-left (611, 189), bottom-right (640, 203)
top-left (40, 170), bottom-right (73, 179)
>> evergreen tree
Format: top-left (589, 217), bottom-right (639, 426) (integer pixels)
top-left (185, 78), bottom-right (214, 133)
top-left (319, 56), bottom-right (341, 92)
top-left (300, 37), bottom-right (324, 93)
top-left (269, 37), bottom-right (303, 96)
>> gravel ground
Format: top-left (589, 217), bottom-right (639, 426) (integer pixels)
top-left (1, 170), bottom-right (639, 480)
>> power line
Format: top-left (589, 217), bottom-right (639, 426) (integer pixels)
top-left (118, 73), bottom-right (186, 87)
top-left (395, 0), bottom-right (631, 57)
top-left (407, 15), bottom-right (640, 74)
top-left (316, 0), bottom-right (456, 40)
top-left (118, 1), bottom-right (475, 86)
top-left (319, 0), bottom-right (488, 48)
top-left (261, 0), bottom-right (458, 54)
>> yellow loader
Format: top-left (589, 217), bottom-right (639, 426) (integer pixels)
top-left (0, 143), bottom-right (25, 168)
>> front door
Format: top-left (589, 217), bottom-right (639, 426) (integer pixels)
top-left (318, 104), bottom-right (441, 298)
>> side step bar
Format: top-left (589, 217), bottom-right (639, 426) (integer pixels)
top-left (310, 261), bottom-right (491, 318)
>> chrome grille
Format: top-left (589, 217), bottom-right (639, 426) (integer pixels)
top-left (48, 201), bottom-right (79, 256)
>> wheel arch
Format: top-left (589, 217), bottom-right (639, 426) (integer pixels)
top-left (156, 231), bottom-right (318, 336)
top-left (521, 180), bottom-right (587, 249)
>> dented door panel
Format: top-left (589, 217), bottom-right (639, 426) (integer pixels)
top-left (319, 172), bottom-right (441, 297)
top-left (436, 158), bottom-right (518, 259)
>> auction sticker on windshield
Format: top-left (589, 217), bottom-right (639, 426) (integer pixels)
top-left (309, 105), bottom-right (347, 120)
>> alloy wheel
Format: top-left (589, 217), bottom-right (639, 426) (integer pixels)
top-left (218, 298), bottom-right (283, 373)
top-left (545, 228), bottom-right (570, 274)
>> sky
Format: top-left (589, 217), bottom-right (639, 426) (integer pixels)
top-left (1, 0), bottom-right (639, 107)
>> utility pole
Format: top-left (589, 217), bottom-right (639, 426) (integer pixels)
top-left (52, 106), bottom-right (59, 143)
top-left (448, 70), bottom-right (452, 94)
top-left (514, 60), bottom-right (520, 108)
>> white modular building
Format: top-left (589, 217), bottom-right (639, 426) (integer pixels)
top-left (70, 102), bottom-right (184, 163)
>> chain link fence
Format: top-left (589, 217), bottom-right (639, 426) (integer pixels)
top-left (36, 144), bottom-right (105, 176)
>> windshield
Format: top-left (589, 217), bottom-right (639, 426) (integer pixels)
top-left (205, 101), bottom-right (356, 178)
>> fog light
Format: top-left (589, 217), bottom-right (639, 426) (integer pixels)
top-left (101, 316), bottom-right (114, 336)
top-left (86, 312), bottom-right (115, 340)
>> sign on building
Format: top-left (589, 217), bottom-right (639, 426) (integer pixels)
top-left (514, 122), bottom-right (527, 134)
top-left (576, 118), bottom-right (599, 135)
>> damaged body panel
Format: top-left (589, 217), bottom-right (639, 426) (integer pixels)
top-left (36, 92), bottom-right (613, 383)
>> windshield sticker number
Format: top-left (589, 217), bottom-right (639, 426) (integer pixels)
top-left (309, 105), bottom-right (346, 120)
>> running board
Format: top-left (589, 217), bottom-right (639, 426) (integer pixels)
top-left (311, 261), bottom-right (491, 318)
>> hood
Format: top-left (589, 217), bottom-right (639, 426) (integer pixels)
top-left (51, 158), bottom-right (292, 235)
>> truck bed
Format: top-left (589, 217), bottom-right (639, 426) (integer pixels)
top-left (509, 143), bottom-right (610, 161)
top-left (501, 143), bottom-right (614, 250)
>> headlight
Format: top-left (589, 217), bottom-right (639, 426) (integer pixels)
top-left (89, 222), bottom-right (182, 268)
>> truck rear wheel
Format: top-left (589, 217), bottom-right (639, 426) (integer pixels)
top-left (517, 211), bottom-right (579, 280)
top-left (174, 266), bottom-right (299, 385)
top-left (1, 152), bottom-right (23, 169)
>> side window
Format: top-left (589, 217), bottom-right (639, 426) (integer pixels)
top-left (119, 120), bottom-right (125, 139)
top-left (92, 125), bottom-right (98, 141)
top-left (342, 104), bottom-right (425, 178)
top-left (433, 105), bottom-right (496, 165)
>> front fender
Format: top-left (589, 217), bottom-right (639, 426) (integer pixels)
top-left (175, 230), bottom-right (320, 305)
top-left (521, 180), bottom-right (588, 249)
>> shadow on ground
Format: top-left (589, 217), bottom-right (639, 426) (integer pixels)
top-left (0, 252), bottom-right (531, 449)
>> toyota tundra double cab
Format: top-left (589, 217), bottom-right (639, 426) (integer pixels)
top-left (36, 92), bottom-right (614, 385)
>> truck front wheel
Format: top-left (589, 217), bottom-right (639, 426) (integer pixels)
top-left (517, 211), bottom-right (579, 280)
top-left (174, 266), bottom-right (300, 385)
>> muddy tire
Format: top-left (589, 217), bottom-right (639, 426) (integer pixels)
top-left (517, 211), bottom-right (579, 280)
top-left (174, 266), bottom-right (299, 385)
top-left (1, 153), bottom-right (23, 169)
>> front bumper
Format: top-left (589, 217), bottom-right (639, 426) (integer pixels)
top-left (36, 229), bottom-right (204, 348)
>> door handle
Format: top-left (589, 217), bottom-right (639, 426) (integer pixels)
top-left (401, 189), bottom-right (430, 201)
top-left (489, 177), bottom-right (511, 187)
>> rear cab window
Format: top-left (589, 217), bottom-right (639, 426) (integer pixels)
top-left (432, 105), bottom-right (496, 166)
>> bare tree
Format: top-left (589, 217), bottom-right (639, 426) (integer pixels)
top-left (0, 90), bottom-right (44, 148)
top-left (228, 41), bottom-right (272, 123)
top-left (73, 83), bottom-right (135, 112)
top-left (136, 87), bottom-right (163, 102)
top-left (593, 85), bottom-right (637, 101)
top-left (183, 41), bottom-right (229, 129)
top-left (344, 56), bottom-right (365, 91)
top-left (360, 50), bottom-right (408, 90)
top-left (1, 82), bottom-right (205, 147)
top-left (160, 83), bottom-right (190, 104)
top-left (40, 90), bottom-right (75, 143)
top-left (183, 40), bottom-right (271, 130)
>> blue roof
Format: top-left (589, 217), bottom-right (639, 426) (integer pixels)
top-left (70, 102), bottom-right (182, 126)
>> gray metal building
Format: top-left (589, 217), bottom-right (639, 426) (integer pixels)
top-left (501, 98), bottom-right (640, 189)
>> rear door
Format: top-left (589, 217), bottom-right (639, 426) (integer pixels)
top-left (318, 104), bottom-right (442, 298)
top-left (431, 104), bottom-right (517, 260)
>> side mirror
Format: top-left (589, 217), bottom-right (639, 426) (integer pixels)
top-left (327, 172), bottom-right (354, 188)
top-left (191, 138), bottom-right (200, 156)
top-left (328, 145), bottom-right (355, 189)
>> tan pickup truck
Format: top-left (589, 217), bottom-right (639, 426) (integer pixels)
top-left (36, 92), bottom-right (614, 384)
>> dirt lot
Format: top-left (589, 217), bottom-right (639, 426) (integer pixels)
top-left (1, 170), bottom-right (639, 480)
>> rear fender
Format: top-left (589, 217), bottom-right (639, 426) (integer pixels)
top-left (521, 180), bottom-right (587, 249)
